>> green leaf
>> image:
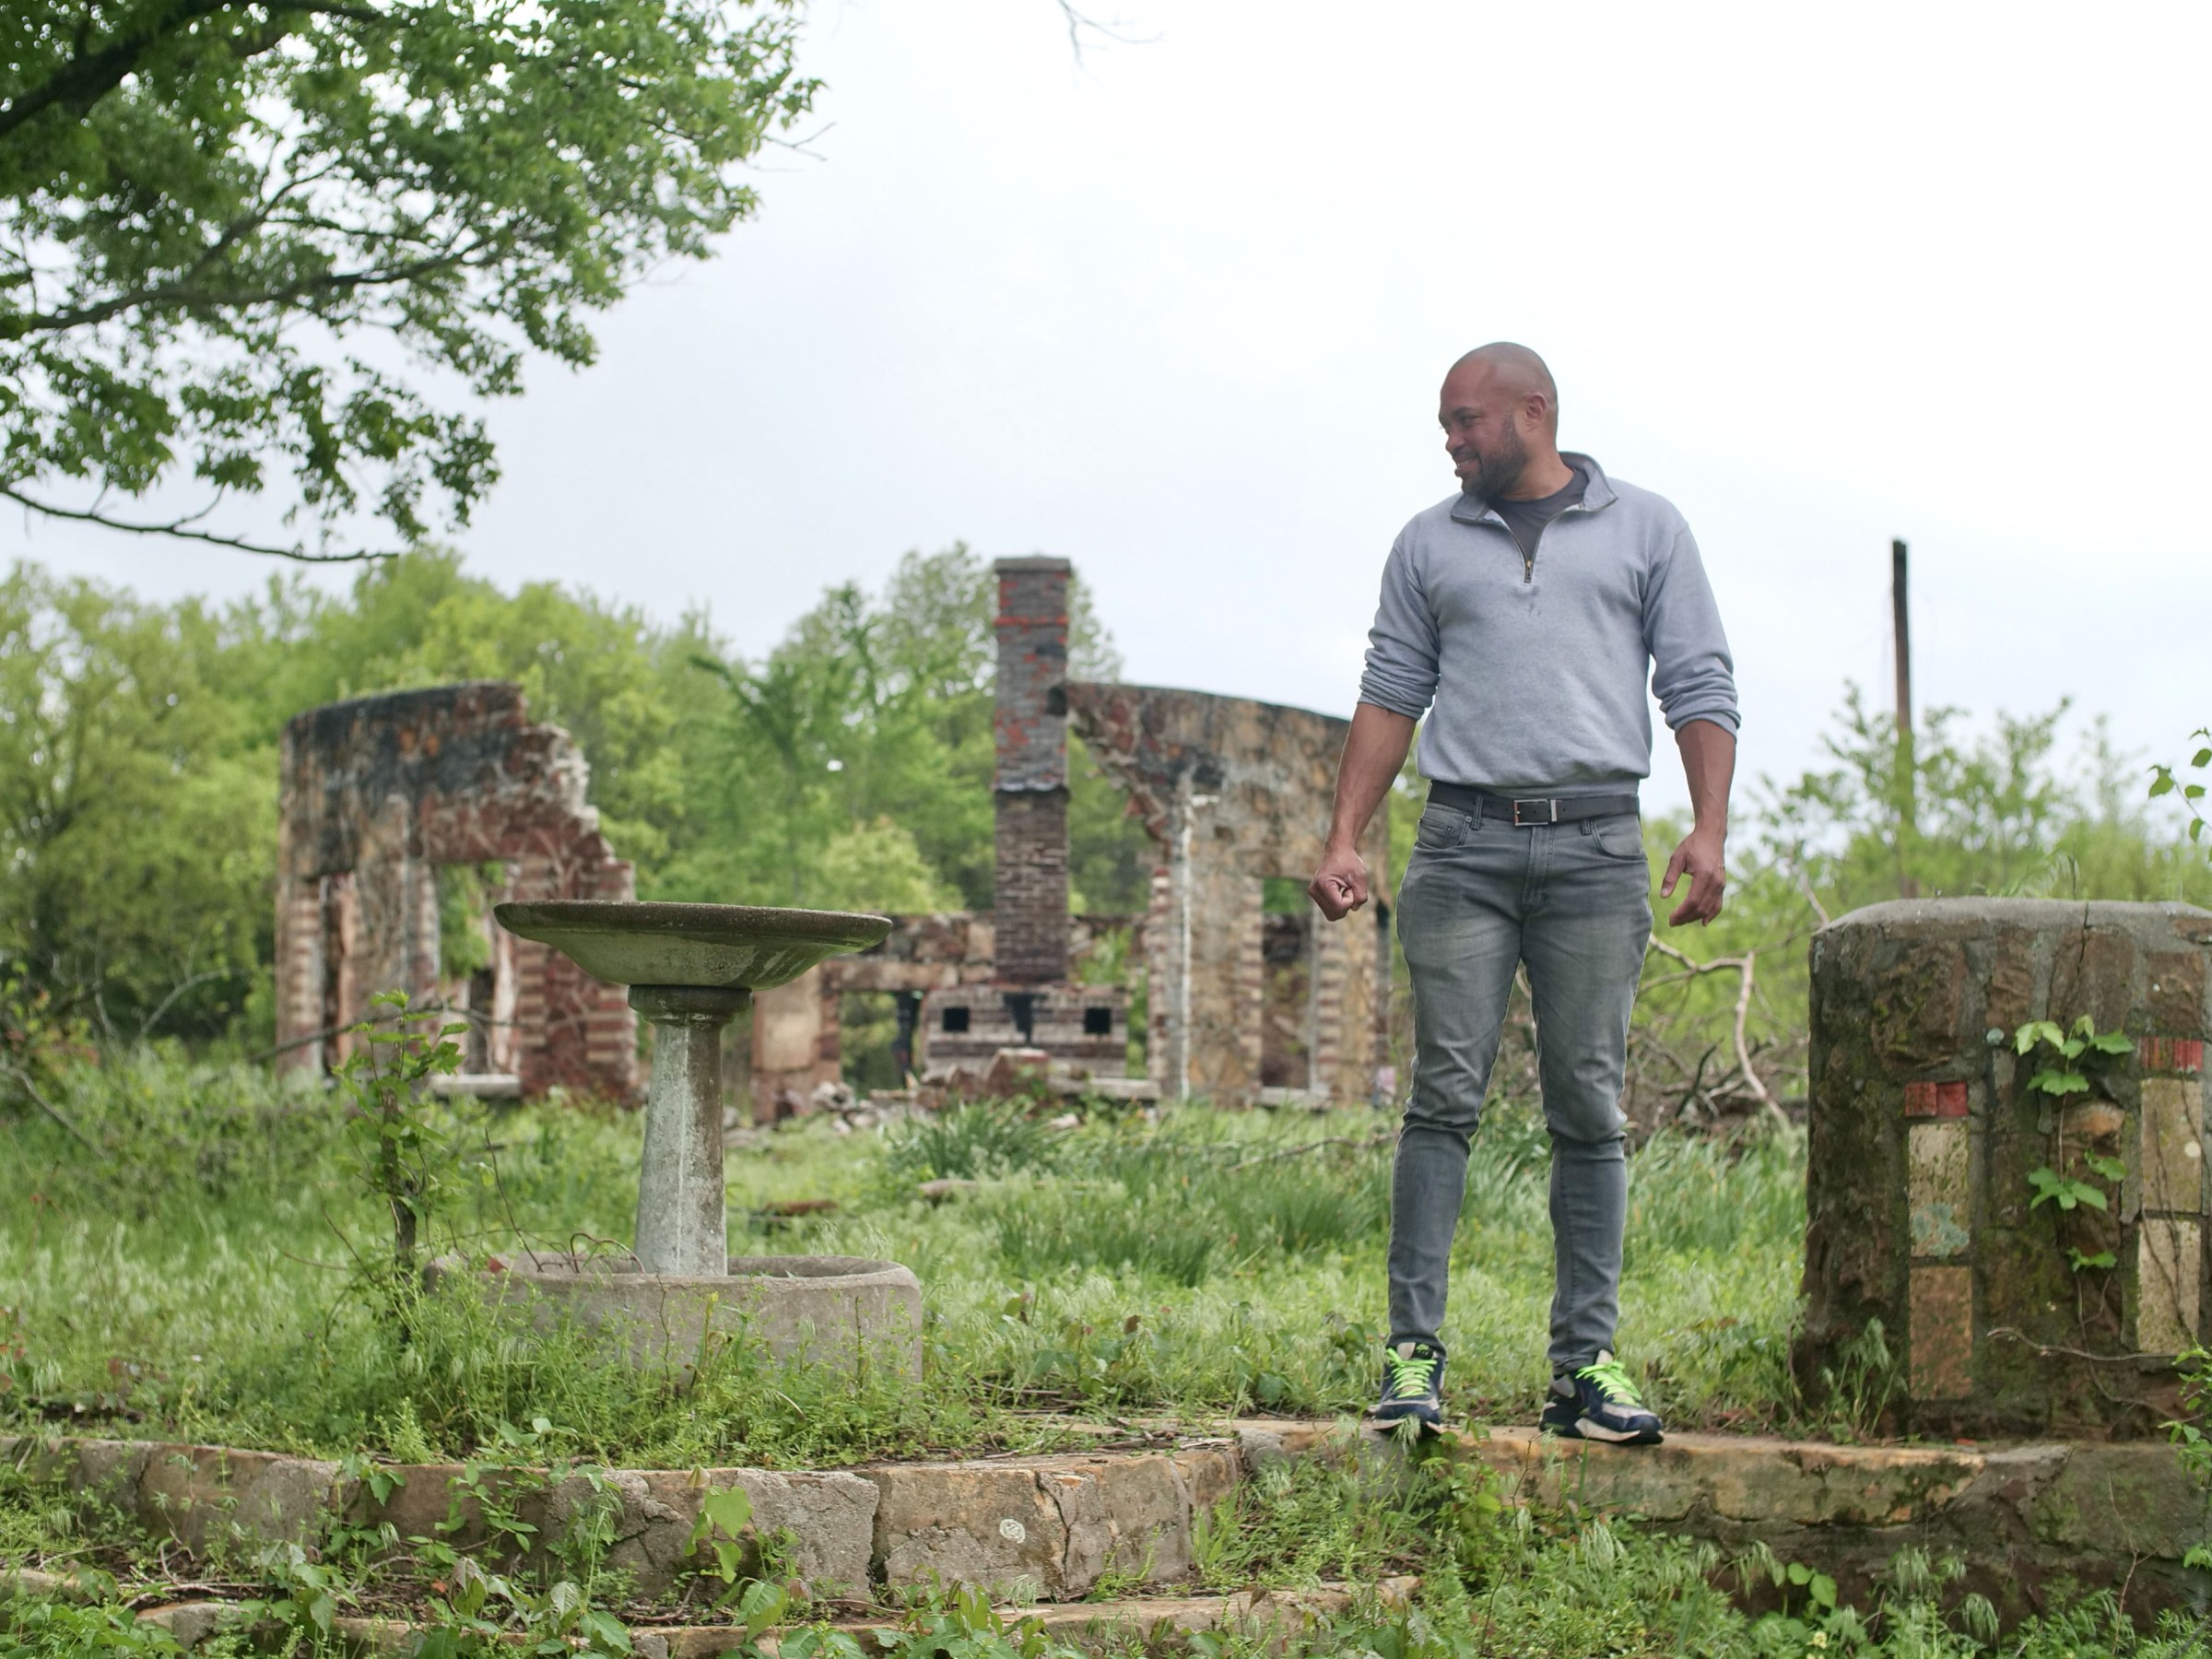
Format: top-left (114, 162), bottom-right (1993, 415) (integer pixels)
top-left (701, 1485), bottom-right (754, 1539)
top-left (2085, 1153), bottom-right (2127, 1182)
top-left (1810, 1572), bottom-right (1838, 1609)
top-left (2088, 1031), bottom-right (2134, 1055)
top-left (2027, 1068), bottom-right (2089, 1097)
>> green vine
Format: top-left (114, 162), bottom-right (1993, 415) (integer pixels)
top-left (2014, 1017), bottom-right (2132, 1275)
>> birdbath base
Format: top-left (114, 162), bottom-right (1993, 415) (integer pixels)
top-left (485, 901), bottom-right (918, 1380)
top-left (482, 1252), bottom-right (923, 1381)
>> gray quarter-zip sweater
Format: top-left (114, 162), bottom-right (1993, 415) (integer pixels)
top-left (1357, 452), bottom-right (1739, 794)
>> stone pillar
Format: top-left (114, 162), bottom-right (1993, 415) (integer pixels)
top-left (1797, 899), bottom-right (2211, 1439)
top-left (630, 985), bottom-right (750, 1277)
top-left (993, 556), bottom-right (1071, 986)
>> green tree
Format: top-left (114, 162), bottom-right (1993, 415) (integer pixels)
top-left (0, 0), bottom-right (813, 559)
top-left (671, 544), bottom-right (1146, 912)
top-left (0, 565), bottom-right (277, 1041)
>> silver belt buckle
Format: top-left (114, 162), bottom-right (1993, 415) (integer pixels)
top-left (1511, 797), bottom-right (1557, 827)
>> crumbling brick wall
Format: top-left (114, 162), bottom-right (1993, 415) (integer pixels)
top-left (274, 681), bottom-right (637, 1100)
top-left (752, 914), bottom-right (1142, 1105)
top-left (1067, 684), bottom-right (1391, 1105)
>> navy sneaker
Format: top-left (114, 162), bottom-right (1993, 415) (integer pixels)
top-left (1373, 1340), bottom-right (1446, 1431)
top-left (1539, 1350), bottom-right (1664, 1445)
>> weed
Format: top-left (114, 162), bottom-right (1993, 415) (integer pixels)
top-left (881, 1100), bottom-right (1062, 1185)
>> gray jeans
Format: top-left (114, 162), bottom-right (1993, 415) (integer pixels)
top-left (1390, 799), bottom-right (1652, 1371)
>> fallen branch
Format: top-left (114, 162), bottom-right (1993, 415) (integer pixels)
top-left (1224, 1130), bottom-right (1394, 1173)
top-left (1986, 1327), bottom-right (2178, 1365)
top-left (1644, 937), bottom-right (1787, 1129)
top-left (0, 1062), bottom-right (100, 1154)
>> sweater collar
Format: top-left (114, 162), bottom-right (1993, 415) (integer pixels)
top-left (1450, 451), bottom-right (1617, 524)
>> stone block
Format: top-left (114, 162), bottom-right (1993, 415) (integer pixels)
top-left (1171, 1446), bottom-right (1241, 1516)
top-left (866, 1463), bottom-right (1066, 1598)
top-left (2139, 1077), bottom-right (2204, 1215)
top-left (1868, 942), bottom-right (1966, 1068)
top-left (132, 1444), bottom-right (342, 1554)
top-left (865, 1453), bottom-right (1207, 1600)
top-left (1039, 1456), bottom-right (1193, 1591)
top-left (1909, 1266), bottom-right (1973, 1399)
top-left (2136, 1218), bottom-right (2201, 1354)
top-left (2145, 950), bottom-right (2207, 1038)
top-left (1983, 928), bottom-right (2039, 1034)
top-left (2030, 1442), bottom-right (2207, 1553)
top-left (2048, 927), bottom-right (2137, 1034)
top-left (557, 1467), bottom-right (877, 1601)
top-left (1908, 1121), bottom-right (1971, 1258)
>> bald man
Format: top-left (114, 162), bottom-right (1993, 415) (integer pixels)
top-left (1309, 344), bottom-right (1739, 1443)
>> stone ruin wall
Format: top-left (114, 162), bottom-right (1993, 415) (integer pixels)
top-left (1068, 682), bottom-right (1393, 1106)
top-left (1798, 898), bottom-right (2209, 1438)
top-left (749, 913), bottom-right (1139, 1109)
top-left (749, 556), bottom-right (1392, 1108)
top-left (274, 682), bottom-right (638, 1100)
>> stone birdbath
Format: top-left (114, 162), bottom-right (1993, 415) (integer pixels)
top-left (485, 900), bottom-right (921, 1378)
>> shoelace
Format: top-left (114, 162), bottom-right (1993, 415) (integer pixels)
top-left (1385, 1351), bottom-right (1438, 1397)
top-left (1573, 1357), bottom-right (1644, 1406)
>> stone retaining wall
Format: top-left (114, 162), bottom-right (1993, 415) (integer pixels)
top-left (6, 1425), bottom-right (2204, 1625)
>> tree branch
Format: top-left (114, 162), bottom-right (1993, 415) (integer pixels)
top-left (2, 483), bottom-right (394, 562)
top-left (3, 245), bottom-right (477, 338)
top-left (1643, 936), bottom-right (1787, 1127)
top-left (0, 2), bottom-right (393, 142)
top-left (0, 0), bottom-right (238, 140)
top-left (0, 1062), bottom-right (100, 1155)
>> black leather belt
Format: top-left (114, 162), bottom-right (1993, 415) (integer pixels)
top-left (1427, 782), bottom-right (1639, 827)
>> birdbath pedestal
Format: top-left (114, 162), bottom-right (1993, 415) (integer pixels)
top-left (488, 900), bottom-right (919, 1377)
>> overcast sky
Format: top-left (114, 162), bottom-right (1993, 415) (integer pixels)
top-left (18, 0), bottom-right (2211, 818)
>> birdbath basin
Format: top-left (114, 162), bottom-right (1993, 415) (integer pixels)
top-left (492, 900), bottom-right (917, 1377)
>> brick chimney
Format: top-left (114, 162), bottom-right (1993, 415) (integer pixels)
top-left (993, 556), bottom-right (1071, 985)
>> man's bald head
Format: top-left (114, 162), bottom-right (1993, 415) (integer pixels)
top-left (1437, 343), bottom-right (1572, 500)
top-left (1447, 343), bottom-right (1559, 434)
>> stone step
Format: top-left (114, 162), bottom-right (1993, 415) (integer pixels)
top-left (6, 1419), bottom-right (2203, 1625)
top-left (115, 1581), bottom-right (1420, 1654)
top-left (1234, 1418), bottom-right (2207, 1623)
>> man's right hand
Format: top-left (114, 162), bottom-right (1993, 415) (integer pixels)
top-left (1308, 844), bottom-right (1371, 921)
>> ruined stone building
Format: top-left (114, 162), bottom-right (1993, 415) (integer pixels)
top-left (275, 564), bottom-right (1391, 1109)
top-left (759, 557), bottom-right (1394, 1108)
top-left (274, 682), bottom-right (638, 1100)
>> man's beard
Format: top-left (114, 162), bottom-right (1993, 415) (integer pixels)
top-left (1465, 422), bottom-right (1528, 500)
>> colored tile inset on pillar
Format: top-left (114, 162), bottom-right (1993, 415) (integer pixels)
top-left (1904, 1080), bottom-right (1970, 1118)
top-left (2140, 1077), bottom-right (2206, 1216)
top-left (1909, 1265), bottom-right (1974, 1398)
top-left (2139, 1037), bottom-right (2205, 1076)
top-left (2137, 1218), bottom-right (2204, 1354)
top-left (1908, 1120), bottom-right (1972, 1257)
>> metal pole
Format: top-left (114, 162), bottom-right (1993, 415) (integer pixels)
top-left (1892, 539), bottom-right (1917, 899)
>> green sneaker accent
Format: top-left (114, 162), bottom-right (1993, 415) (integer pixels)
top-left (1387, 1349), bottom-right (1439, 1395)
top-left (1573, 1356), bottom-right (1646, 1406)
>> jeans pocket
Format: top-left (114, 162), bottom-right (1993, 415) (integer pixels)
top-left (1585, 815), bottom-right (1646, 860)
top-left (1415, 806), bottom-right (1466, 852)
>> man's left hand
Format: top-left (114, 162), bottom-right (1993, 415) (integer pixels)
top-left (1661, 826), bottom-right (1727, 926)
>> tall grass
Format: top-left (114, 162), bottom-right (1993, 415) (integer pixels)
top-left (1, 1049), bottom-right (1808, 1458)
